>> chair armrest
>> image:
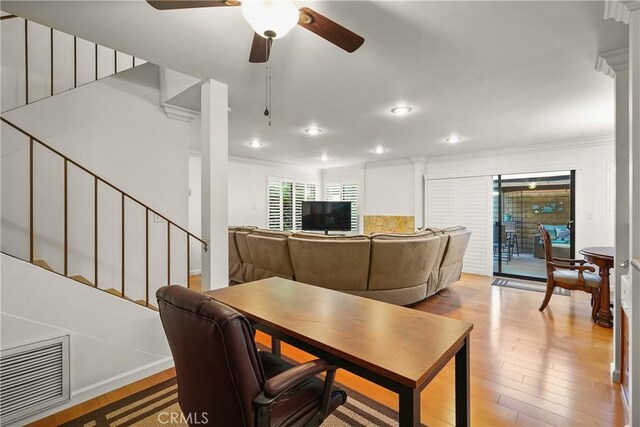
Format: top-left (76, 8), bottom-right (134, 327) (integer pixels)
top-left (553, 257), bottom-right (587, 265)
top-left (548, 262), bottom-right (595, 273)
top-left (254, 359), bottom-right (338, 427)
top-left (263, 359), bottom-right (335, 398)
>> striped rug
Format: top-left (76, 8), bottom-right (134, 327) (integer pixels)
top-left (61, 376), bottom-right (419, 427)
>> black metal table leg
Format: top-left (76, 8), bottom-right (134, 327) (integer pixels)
top-left (455, 336), bottom-right (470, 427)
top-left (271, 336), bottom-right (281, 358)
top-left (398, 387), bottom-right (420, 427)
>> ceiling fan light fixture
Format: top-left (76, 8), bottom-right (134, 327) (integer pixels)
top-left (241, 0), bottom-right (300, 39)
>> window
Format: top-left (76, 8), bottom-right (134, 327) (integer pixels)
top-left (325, 183), bottom-right (359, 232)
top-left (268, 179), bottom-right (316, 231)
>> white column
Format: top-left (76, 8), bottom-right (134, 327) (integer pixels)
top-left (200, 79), bottom-right (228, 291)
top-left (596, 48), bottom-right (629, 383)
top-left (629, 6), bottom-right (640, 425)
top-left (410, 157), bottom-right (427, 230)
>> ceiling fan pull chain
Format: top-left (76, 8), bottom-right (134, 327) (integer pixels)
top-left (263, 37), bottom-right (273, 126)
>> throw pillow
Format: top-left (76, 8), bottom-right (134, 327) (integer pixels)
top-left (557, 227), bottom-right (570, 241)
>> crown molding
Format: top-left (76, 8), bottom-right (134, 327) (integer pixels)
top-left (409, 156), bottom-right (428, 165)
top-left (229, 155), bottom-right (320, 172)
top-left (596, 48), bottom-right (630, 77)
top-left (190, 150), bottom-right (321, 172)
top-left (604, 0), bottom-right (640, 24)
top-left (161, 103), bottom-right (199, 122)
top-left (364, 158), bottom-right (415, 169)
top-left (426, 135), bottom-right (613, 164)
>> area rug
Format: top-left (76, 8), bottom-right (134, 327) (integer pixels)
top-left (61, 376), bottom-right (413, 427)
top-left (491, 277), bottom-right (570, 296)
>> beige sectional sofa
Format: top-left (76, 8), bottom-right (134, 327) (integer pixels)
top-left (228, 226), bottom-right (471, 306)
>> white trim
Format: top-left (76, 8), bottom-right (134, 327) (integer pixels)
top-left (161, 103), bottom-right (199, 122)
top-left (188, 152), bottom-right (320, 174)
top-left (427, 136), bottom-right (613, 165)
top-left (189, 269), bottom-right (202, 275)
top-left (596, 48), bottom-right (630, 77)
top-left (604, 0), bottom-right (640, 24)
top-left (365, 158), bottom-right (414, 169)
top-left (230, 155), bottom-right (319, 173)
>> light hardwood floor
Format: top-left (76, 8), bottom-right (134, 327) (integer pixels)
top-left (28, 274), bottom-right (625, 426)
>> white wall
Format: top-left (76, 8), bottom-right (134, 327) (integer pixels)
top-left (364, 163), bottom-right (415, 216)
top-left (187, 154), bottom-right (320, 271)
top-left (0, 254), bottom-right (172, 426)
top-left (425, 140), bottom-right (616, 253)
top-left (1, 63), bottom-right (193, 301)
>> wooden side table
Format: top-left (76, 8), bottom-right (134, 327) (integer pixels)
top-left (579, 246), bottom-right (614, 328)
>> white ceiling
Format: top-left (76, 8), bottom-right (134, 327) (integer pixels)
top-left (2, 1), bottom-right (629, 168)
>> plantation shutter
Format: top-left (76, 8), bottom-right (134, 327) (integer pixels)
top-left (268, 180), bottom-right (316, 231)
top-left (342, 184), bottom-right (358, 232)
top-left (324, 183), bottom-right (359, 232)
top-left (426, 176), bottom-right (492, 275)
top-left (268, 181), bottom-right (282, 230)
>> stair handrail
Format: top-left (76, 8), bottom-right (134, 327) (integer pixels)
top-left (1, 116), bottom-right (207, 307)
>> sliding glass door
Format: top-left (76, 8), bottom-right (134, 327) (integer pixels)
top-left (493, 171), bottom-right (575, 281)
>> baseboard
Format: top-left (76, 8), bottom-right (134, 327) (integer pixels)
top-left (610, 362), bottom-right (621, 383)
top-left (15, 357), bottom-right (174, 426)
top-left (190, 269), bottom-right (201, 275)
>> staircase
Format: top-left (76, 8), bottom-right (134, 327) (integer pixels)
top-left (1, 11), bottom-right (206, 310)
top-left (1, 11), bottom-right (146, 113)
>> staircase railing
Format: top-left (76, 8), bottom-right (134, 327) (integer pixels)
top-left (0, 117), bottom-right (207, 309)
top-left (1, 12), bottom-right (145, 114)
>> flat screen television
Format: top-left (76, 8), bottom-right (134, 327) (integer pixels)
top-left (301, 201), bottom-right (352, 233)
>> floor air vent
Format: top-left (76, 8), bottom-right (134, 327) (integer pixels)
top-left (0, 336), bottom-right (70, 425)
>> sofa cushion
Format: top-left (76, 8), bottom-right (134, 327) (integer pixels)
top-left (368, 235), bottom-right (440, 291)
top-left (292, 232), bottom-right (369, 240)
top-left (228, 229), bottom-right (243, 284)
top-left (288, 237), bottom-right (370, 291)
top-left (247, 234), bottom-right (294, 279)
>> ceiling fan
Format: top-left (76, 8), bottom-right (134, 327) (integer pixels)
top-left (147, 0), bottom-right (365, 63)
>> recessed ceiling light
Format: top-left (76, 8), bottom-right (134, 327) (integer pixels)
top-left (320, 154), bottom-right (330, 162)
top-left (372, 146), bottom-right (388, 154)
top-left (446, 136), bottom-right (462, 143)
top-left (248, 139), bottom-right (264, 148)
top-left (390, 106), bottom-right (412, 115)
top-left (305, 127), bottom-right (322, 135)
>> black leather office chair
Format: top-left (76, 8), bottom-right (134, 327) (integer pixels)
top-left (157, 285), bottom-right (346, 427)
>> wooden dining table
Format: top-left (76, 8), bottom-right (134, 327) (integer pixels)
top-left (579, 246), bottom-right (614, 328)
top-left (206, 277), bottom-right (473, 426)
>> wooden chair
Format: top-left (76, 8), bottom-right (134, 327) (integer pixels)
top-left (537, 224), bottom-right (601, 321)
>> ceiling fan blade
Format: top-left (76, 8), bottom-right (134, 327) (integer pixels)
top-left (147, 0), bottom-right (239, 10)
top-left (249, 33), bottom-right (271, 63)
top-left (297, 7), bottom-right (364, 53)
